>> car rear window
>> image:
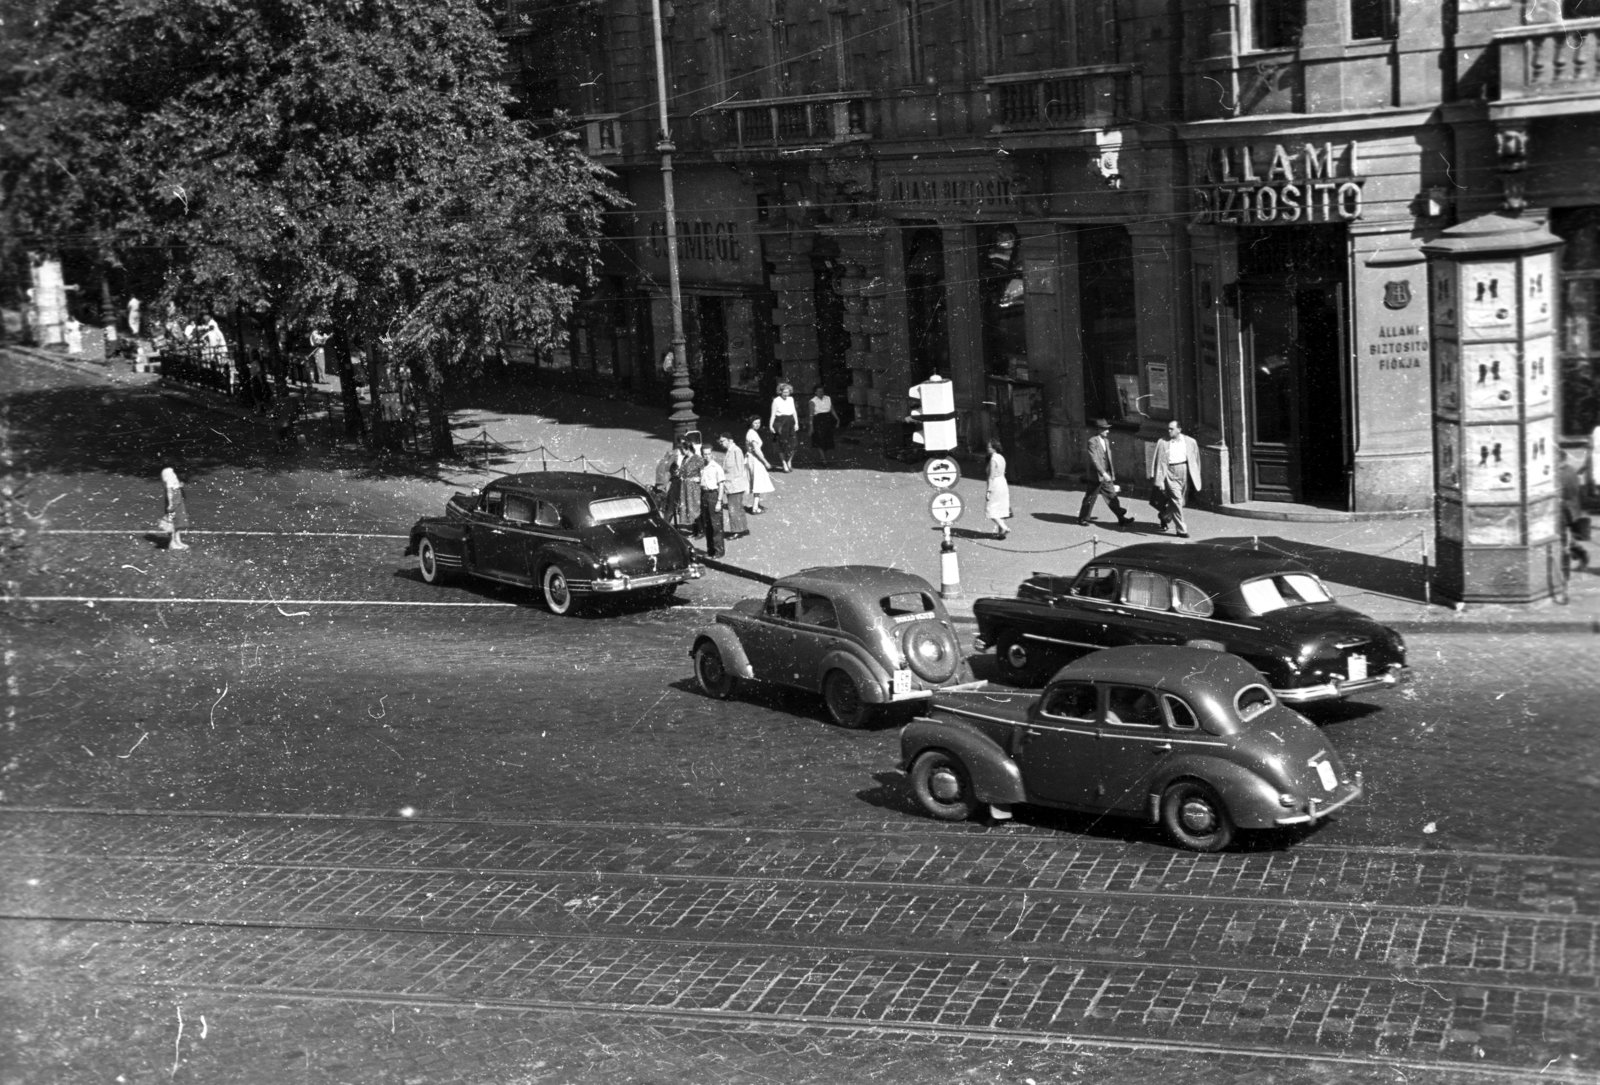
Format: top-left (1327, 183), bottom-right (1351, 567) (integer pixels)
top-left (881, 591), bottom-right (935, 617)
top-left (1234, 684), bottom-right (1275, 721)
top-left (1239, 573), bottom-right (1333, 614)
top-left (589, 496), bottom-right (652, 523)
top-left (1172, 580), bottom-right (1215, 617)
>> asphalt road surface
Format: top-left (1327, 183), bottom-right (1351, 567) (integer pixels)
top-left (3, 354), bottom-right (1597, 1084)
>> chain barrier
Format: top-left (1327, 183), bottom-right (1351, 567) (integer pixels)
top-left (458, 428), bottom-right (645, 487)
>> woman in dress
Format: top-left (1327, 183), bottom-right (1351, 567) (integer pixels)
top-left (984, 438), bottom-right (1012, 540)
top-left (674, 435), bottom-right (706, 537)
top-left (744, 417), bottom-right (775, 514)
top-left (768, 382), bottom-right (799, 472)
top-left (160, 467), bottom-right (190, 550)
top-left (653, 442), bottom-right (681, 514)
top-left (808, 384), bottom-right (838, 466)
top-left (718, 434), bottom-right (749, 538)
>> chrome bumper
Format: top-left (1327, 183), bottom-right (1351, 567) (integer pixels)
top-left (1276, 774), bottom-right (1364, 825)
top-left (588, 565), bottom-right (703, 593)
top-left (1274, 664), bottom-right (1411, 705)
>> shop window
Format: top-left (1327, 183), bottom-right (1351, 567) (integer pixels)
top-left (1078, 225), bottom-right (1138, 423)
top-left (1250, 0), bottom-right (1305, 51)
top-left (1552, 208), bottom-right (1600, 438)
top-left (979, 225), bottom-right (1027, 379)
top-left (1349, 0), bottom-right (1397, 41)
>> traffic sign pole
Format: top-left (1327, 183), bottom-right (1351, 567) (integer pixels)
top-left (940, 525), bottom-right (961, 599)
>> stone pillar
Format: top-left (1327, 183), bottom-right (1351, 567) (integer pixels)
top-left (1425, 213), bottom-right (1563, 604)
top-left (942, 225), bottom-right (985, 449)
top-left (765, 229), bottom-right (819, 393)
top-left (1053, 226), bottom-right (1086, 479)
top-left (1127, 221), bottom-right (1183, 427)
top-left (878, 224), bottom-right (914, 425)
top-left (827, 224), bottom-right (890, 423)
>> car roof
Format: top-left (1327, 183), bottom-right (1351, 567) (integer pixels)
top-left (487, 472), bottom-right (649, 503)
top-left (1084, 542), bottom-right (1312, 587)
top-left (778, 565), bottom-right (937, 598)
top-left (1054, 645), bottom-right (1266, 696)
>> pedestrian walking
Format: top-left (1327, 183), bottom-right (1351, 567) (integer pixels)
top-left (719, 434), bottom-right (749, 537)
top-left (676, 435), bottom-right (706, 537)
top-left (308, 329), bottom-right (329, 383)
top-left (1560, 448), bottom-right (1591, 573)
top-left (769, 382), bottom-right (799, 471)
top-left (159, 467), bottom-right (190, 551)
top-left (126, 296), bottom-right (142, 337)
top-left (985, 438), bottom-right (1012, 540)
top-left (653, 442), bottom-right (679, 510)
top-left (1151, 418), bottom-right (1203, 538)
top-left (744, 417), bottom-right (775, 513)
top-left (697, 440), bottom-right (727, 558)
top-left (1078, 417), bottom-right (1134, 527)
top-left (808, 384), bottom-right (839, 465)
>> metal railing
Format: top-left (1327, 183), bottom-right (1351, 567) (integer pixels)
top-left (984, 65), bottom-right (1137, 130)
top-left (1496, 17), bottom-right (1600, 101)
top-left (719, 93), bottom-right (870, 148)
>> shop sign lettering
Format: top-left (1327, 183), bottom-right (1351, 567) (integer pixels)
top-left (649, 219), bottom-right (744, 263)
top-left (1371, 323), bottom-right (1428, 370)
top-left (1194, 142), bottom-right (1364, 225)
top-left (882, 173), bottom-right (1016, 212)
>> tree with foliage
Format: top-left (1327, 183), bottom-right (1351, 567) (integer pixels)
top-left (0, 0), bottom-right (618, 454)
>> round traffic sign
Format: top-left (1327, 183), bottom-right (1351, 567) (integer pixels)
top-left (929, 490), bottom-right (964, 525)
top-left (923, 456), bottom-right (961, 490)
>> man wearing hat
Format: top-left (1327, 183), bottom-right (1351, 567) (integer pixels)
top-left (1078, 418), bottom-right (1134, 527)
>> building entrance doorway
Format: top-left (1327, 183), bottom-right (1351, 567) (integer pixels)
top-left (1238, 227), bottom-right (1350, 505)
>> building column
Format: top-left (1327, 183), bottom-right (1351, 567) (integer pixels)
top-left (942, 225), bottom-right (985, 448)
top-left (1018, 223), bottom-right (1066, 477)
top-left (764, 229), bottom-right (819, 393)
top-left (878, 224), bottom-right (914, 425)
top-left (827, 224), bottom-right (891, 424)
top-left (1053, 226), bottom-right (1086, 478)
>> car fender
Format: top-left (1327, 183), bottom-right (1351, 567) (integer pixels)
top-left (900, 717), bottom-right (1027, 805)
top-left (819, 648), bottom-right (889, 703)
top-left (533, 542), bottom-right (601, 583)
top-left (1146, 755), bottom-right (1283, 830)
top-left (692, 626), bottom-right (755, 680)
top-left (408, 520), bottom-right (465, 557)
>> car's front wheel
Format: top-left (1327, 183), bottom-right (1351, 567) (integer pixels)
top-left (541, 564), bottom-right (581, 616)
top-left (994, 629), bottom-right (1047, 685)
top-left (822, 669), bottom-right (874, 729)
top-left (417, 538), bottom-right (449, 585)
top-left (1159, 778), bottom-right (1236, 852)
top-left (693, 640), bottom-right (736, 700)
top-left (909, 749), bottom-right (977, 822)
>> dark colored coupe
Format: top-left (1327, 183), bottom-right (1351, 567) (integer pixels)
top-left (691, 566), bottom-right (970, 727)
top-left (901, 646), bottom-right (1363, 851)
top-left (973, 542), bottom-right (1409, 704)
top-left (405, 472), bottom-right (701, 614)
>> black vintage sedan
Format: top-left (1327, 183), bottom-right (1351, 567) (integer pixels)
top-left (973, 542), bottom-right (1409, 704)
top-left (901, 645), bottom-right (1363, 851)
top-left (406, 472), bottom-right (702, 614)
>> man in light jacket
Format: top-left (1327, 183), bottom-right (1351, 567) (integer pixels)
top-left (1151, 419), bottom-right (1203, 538)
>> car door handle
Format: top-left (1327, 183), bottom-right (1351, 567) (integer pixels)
top-left (1151, 743), bottom-right (1172, 753)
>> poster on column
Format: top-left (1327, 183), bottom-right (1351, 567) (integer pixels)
top-left (1435, 340), bottom-right (1460, 416)
top-left (1435, 421), bottom-right (1461, 493)
top-left (1461, 342), bottom-right (1518, 420)
top-left (1523, 251), bottom-right (1554, 337)
top-left (1430, 261), bottom-right (1458, 330)
top-left (1526, 415), bottom-right (1557, 497)
top-left (1461, 261), bottom-right (1516, 341)
top-left (1525, 336), bottom-right (1554, 413)
top-left (1464, 424), bottom-right (1521, 500)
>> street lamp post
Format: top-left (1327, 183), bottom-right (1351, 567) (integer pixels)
top-left (648, 0), bottom-right (696, 439)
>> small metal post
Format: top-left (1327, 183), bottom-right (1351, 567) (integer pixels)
top-left (939, 524), bottom-right (961, 599)
top-left (1421, 533), bottom-right (1432, 607)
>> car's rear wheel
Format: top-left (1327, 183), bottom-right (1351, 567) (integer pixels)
top-left (909, 749), bottom-right (977, 822)
top-left (1159, 779), bottom-right (1236, 852)
top-left (541, 564), bottom-right (581, 616)
top-left (693, 640), bottom-right (735, 700)
top-left (822, 670), bottom-right (874, 729)
top-left (994, 629), bottom-right (1047, 685)
top-left (417, 538), bottom-right (449, 585)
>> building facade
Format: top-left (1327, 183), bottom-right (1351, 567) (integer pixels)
top-left (496, 0), bottom-right (1600, 510)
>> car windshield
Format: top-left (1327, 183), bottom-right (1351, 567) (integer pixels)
top-left (589, 496), bottom-right (652, 523)
top-left (1238, 573), bottom-right (1332, 614)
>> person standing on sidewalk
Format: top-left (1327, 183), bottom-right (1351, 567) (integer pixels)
top-left (719, 433), bottom-right (749, 538)
top-left (1151, 418), bottom-right (1203, 538)
top-left (744, 417), bottom-right (775, 514)
top-left (677, 435), bottom-right (706, 538)
top-left (1077, 418), bottom-right (1134, 527)
top-left (697, 442), bottom-right (727, 558)
top-left (807, 384), bottom-right (838, 466)
top-left (159, 467), bottom-right (190, 551)
top-left (985, 438), bottom-right (1012, 540)
top-left (769, 382), bottom-right (799, 471)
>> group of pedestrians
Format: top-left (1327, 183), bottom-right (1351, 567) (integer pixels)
top-left (1077, 416), bottom-right (1203, 536)
top-left (766, 381), bottom-right (841, 470)
top-left (654, 418), bottom-right (778, 559)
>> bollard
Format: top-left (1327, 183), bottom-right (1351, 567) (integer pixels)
top-left (1421, 533), bottom-right (1432, 607)
top-left (939, 525), bottom-right (961, 599)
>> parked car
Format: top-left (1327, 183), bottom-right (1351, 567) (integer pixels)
top-left (405, 472), bottom-right (701, 614)
top-left (901, 645), bottom-right (1363, 851)
top-left (691, 565), bottom-right (971, 727)
top-left (972, 542), bottom-right (1409, 704)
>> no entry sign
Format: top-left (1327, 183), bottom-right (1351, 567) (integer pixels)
top-left (923, 456), bottom-right (960, 490)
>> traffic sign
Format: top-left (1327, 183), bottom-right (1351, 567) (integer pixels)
top-left (922, 456), bottom-right (961, 490)
top-left (929, 490), bottom-right (964, 525)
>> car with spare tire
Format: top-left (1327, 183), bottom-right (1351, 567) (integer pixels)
top-left (405, 472), bottom-right (702, 614)
top-left (690, 565), bottom-right (971, 727)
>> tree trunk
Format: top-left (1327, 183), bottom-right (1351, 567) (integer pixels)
top-left (332, 329), bottom-right (363, 440)
top-left (423, 369), bottom-right (452, 458)
top-left (368, 350), bottom-right (400, 452)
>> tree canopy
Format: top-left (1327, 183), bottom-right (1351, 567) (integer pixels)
top-left (0, 0), bottom-right (619, 450)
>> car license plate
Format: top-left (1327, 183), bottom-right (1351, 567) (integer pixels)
top-left (1314, 759), bottom-right (1338, 792)
top-left (892, 669), bottom-right (913, 695)
top-left (1346, 653), bottom-right (1368, 682)
top-left (642, 536), bottom-right (660, 556)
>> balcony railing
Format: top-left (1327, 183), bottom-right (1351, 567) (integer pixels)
top-left (984, 65), bottom-right (1138, 131)
top-left (717, 92), bottom-right (871, 148)
top-left (1496, 17), bottom-right (1600, 102)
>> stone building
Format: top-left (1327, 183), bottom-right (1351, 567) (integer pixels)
top-left (495, 0), bottom-right (1600, 510)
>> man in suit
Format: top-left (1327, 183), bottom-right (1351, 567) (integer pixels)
top-left (1151, 419), bottom-right (1203, 538)
top-left (1078, 418), bottom-right (1134, 527)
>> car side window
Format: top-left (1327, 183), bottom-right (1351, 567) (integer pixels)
top-left (1106, 686), bottom-right (1163, 728)
top-left (1172, 579), bottom-right (1215, 618)
top-left (796, 592), bottom-right (838, 629)
top-left (1074, 565), bottom-right (1119, 601)
top-left (1122, 570), bottom-right (1172, 610)
top-left (1040, 682), bottom-right (1097, 721)
top-left (766, 586), bottom-right (801, 621)
top-left (535, 501), bottom-right (562, 528)
top-left (481, 490), bottom-right (504, 518)
top-left (1164, 695), bottom-right (1200, 730)
top-left (503, 495), bottom-right (535, 524)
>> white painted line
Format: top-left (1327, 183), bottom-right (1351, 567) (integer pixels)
top-left (40, 530), bottom-right (409, 539)
top-left (8, 596), bottom-right (517, 607)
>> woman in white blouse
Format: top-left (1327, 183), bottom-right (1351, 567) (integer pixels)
top-left (808, 384), bottom-right (838, 466)
top-left (768, 382), bottom-right (798, 472)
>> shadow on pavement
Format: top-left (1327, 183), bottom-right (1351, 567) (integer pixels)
top-left (1211, 535), bottom-right (1430, 604)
